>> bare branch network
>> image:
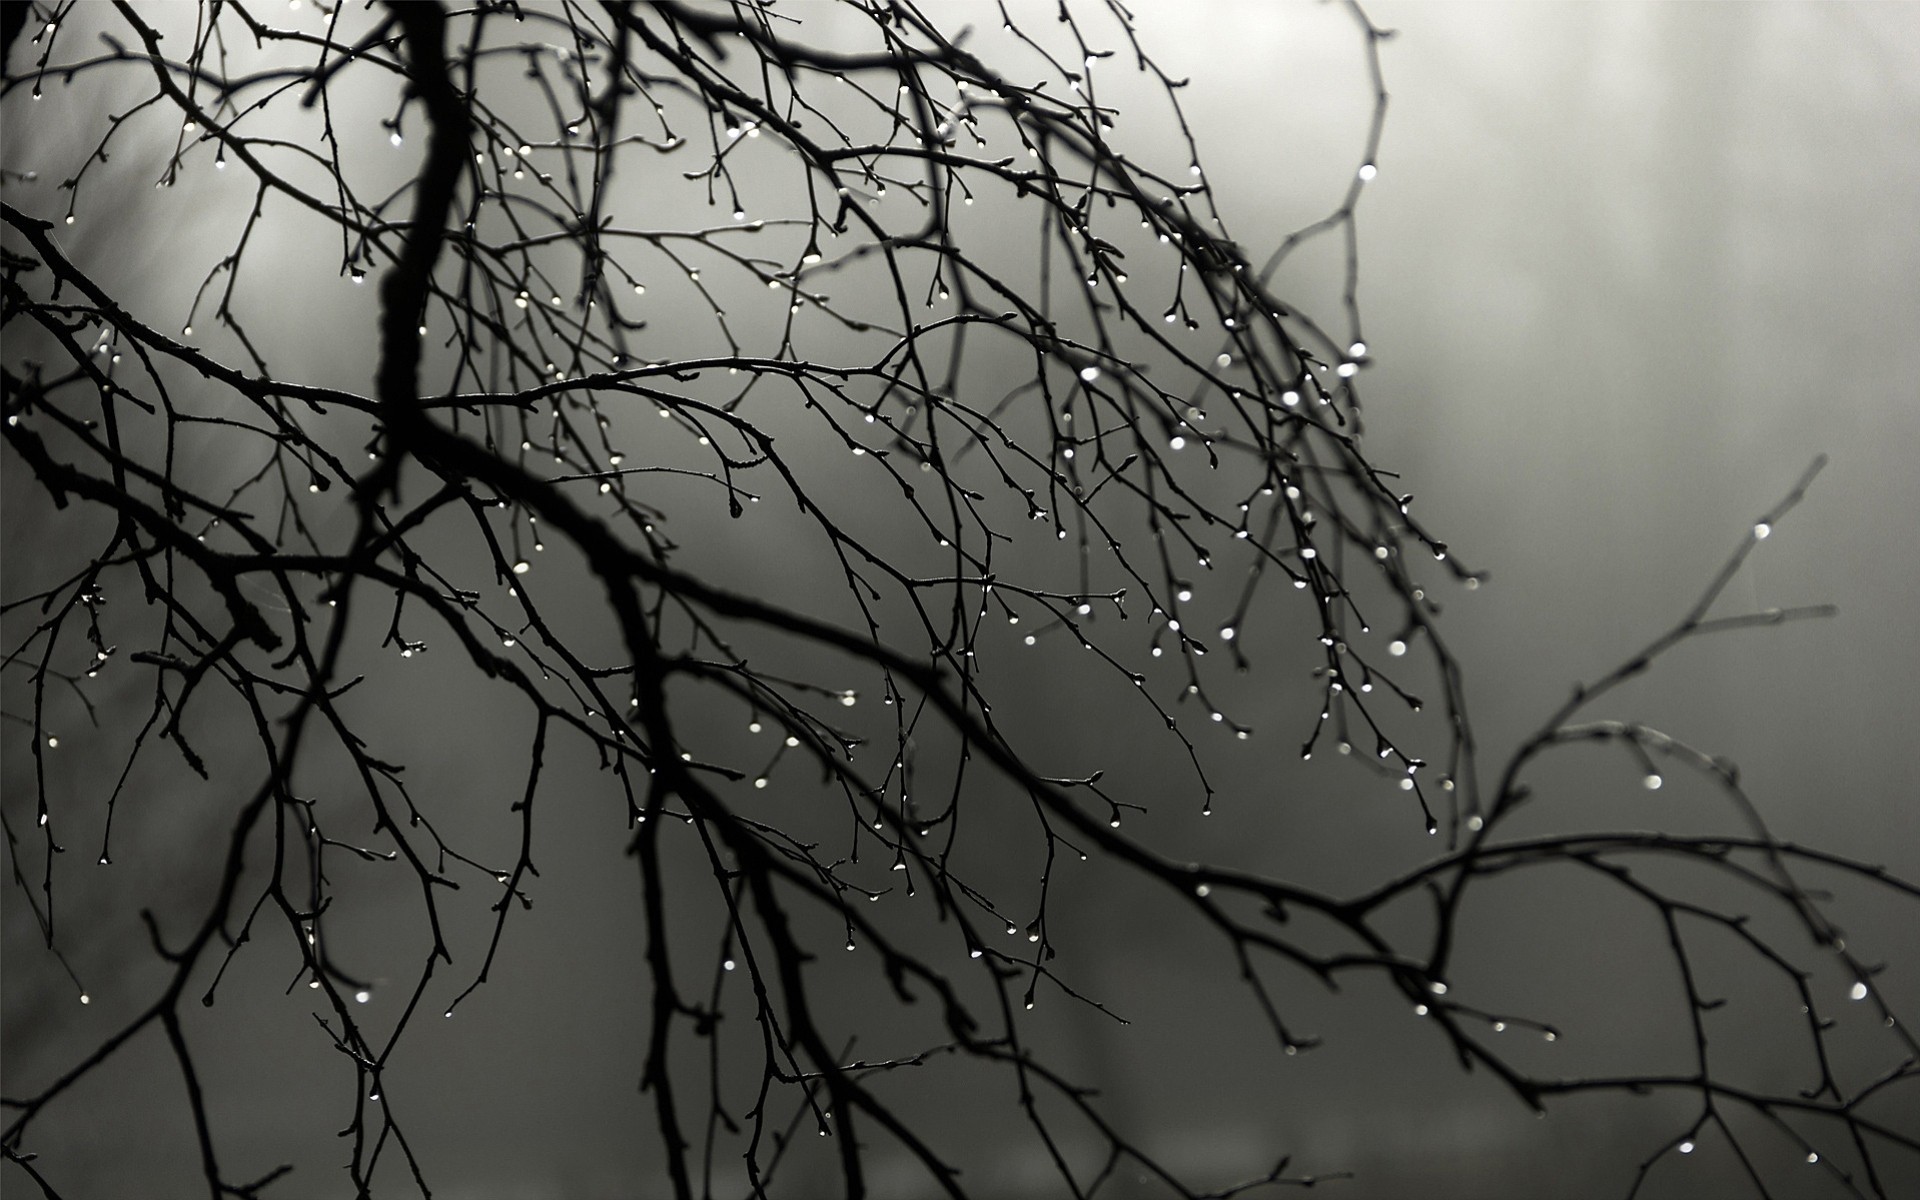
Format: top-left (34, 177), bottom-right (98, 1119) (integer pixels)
top-left (1, 2), bottom-right (1914, 1197)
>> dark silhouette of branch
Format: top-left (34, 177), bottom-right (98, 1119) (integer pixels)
top-left (2, 3), bottom-right (1913, 1198)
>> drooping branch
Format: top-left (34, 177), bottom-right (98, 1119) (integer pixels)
top-left (1, 3), bottom-right (1913, 1198)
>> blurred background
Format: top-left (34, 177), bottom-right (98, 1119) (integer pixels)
top-left (4, 2), bottom-right (1917, 1197)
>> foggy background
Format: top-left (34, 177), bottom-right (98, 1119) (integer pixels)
top-left (4, 3), bottom-right (1917, 1198)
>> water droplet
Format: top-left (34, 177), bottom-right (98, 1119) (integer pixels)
top-left (723, 959), bottom-right (736, 971)
top-left (1388, 640), bottom-right (1407, 657)
top-left (840, 692), bottom-right (857, 707)
top-left (511, 560), bottom-right (530, 575)
top-left (1806, 1152), bottom-right (1819, 1164)
top-left (1754, 522), bottom-right (1771, 540)
top-left (1850, 981), bottom-right (1869, 1001)
top-left (1643, 774), bottom-right (1663, 791)
top-left (46, 736), bottom-right (58, 749)
top-left (753, 777), bottom-right (767, 789)
top-left (1219, 626), bottom-right (1236, 641)
top-left (1357, 162), bottom-right (1378, 182)
top-left (1678, 1141), bottom-right (1695, 1155)
top-left (355, 990), bottom-right (371, 1004)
